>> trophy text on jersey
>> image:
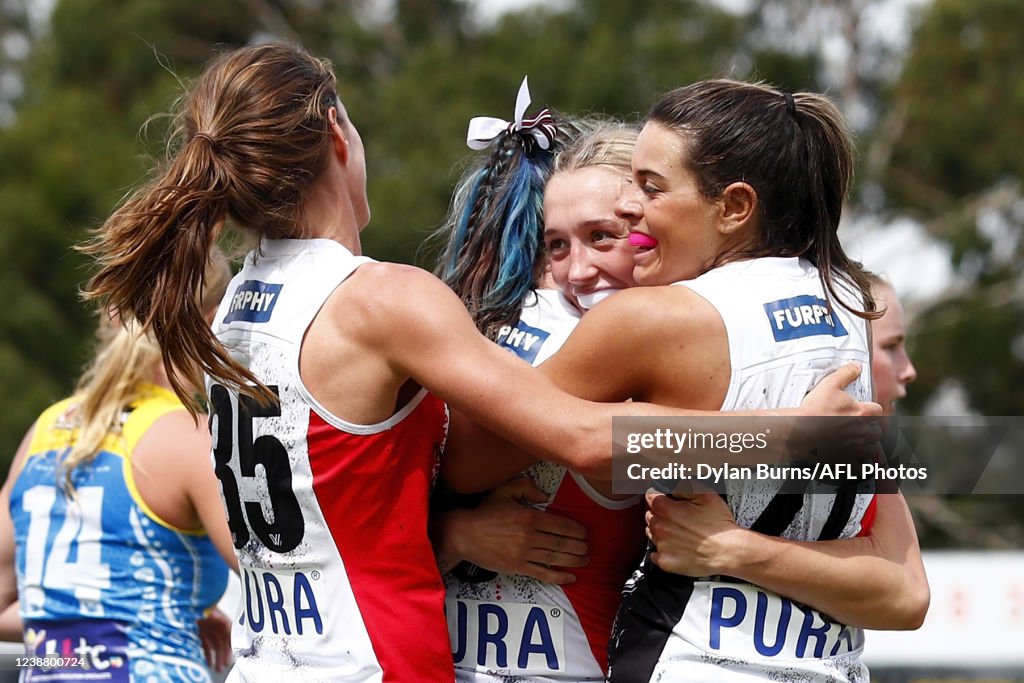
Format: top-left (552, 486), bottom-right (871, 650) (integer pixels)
top-left (224, 280), bottom-right (284, 324)
top-left (763, 295), bottom-right (849, 342)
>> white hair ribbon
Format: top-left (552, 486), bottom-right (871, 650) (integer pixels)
top-left (466, 76), bottom-right (556, 151)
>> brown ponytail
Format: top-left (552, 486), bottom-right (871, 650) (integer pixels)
top-left (81, 42), bottom-right (341, 413)
top-left (60, 247), bottom-right (232, 496)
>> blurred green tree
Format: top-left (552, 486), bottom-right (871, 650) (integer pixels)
top-left (884, 0), bottom-right (1024, 417)
top-left (3, 0), bottom-right (1017, 550)
top-left (872, 0), bottom-right (1024, 548)
top-left (0, 0), bottom-right (290, 461)
top-left (0, 0), bottom-right (838, 472)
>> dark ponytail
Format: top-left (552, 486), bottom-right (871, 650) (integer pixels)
top-left (648, 79), bottom-right (876, 317)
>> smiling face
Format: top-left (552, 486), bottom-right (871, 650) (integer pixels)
top-left (543, 165), bottom-right (638, 311)
top-left (870, 282), bottom-right (917, 415)
top-left (614, 122), bottom-right (728, 287)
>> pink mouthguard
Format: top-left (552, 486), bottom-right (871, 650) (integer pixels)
top-left (629, 232), bottom-right (659, 248)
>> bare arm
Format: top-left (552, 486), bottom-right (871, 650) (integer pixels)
top-left (440, 287), bottom-right (728, 489)
top-left (196, 607), bottom-right (233, 674)
top-left (140, 411), bottom-right (238, 574)
top-left (443, 287), bottom-right (880, 491)
top-left (0, 426), bottom-right (34, 641)
top-left (164, 412), bottom-right (237, 671)
top-left (181, 417), bottom-right (239, 575)
top-left (134, 410), bottom-right (236, 671)
top-left (646, 490), bottom-right (929, 629)
top-left (363, 269), bottom-right (734, 478)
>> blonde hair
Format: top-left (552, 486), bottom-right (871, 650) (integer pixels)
top-left (551, 120), bottom-right (638, 176)
top-left (59, 248), bottom-right (232, 494)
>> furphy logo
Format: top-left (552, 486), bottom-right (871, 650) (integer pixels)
top-left (763, 295), bottom-right (848, 342)
top-left (223, 280), bottom-right (283, 324)
top-left (496, 321), bottom-right (550, 364)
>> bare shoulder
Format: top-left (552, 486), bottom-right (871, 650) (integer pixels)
top-left (128, 409), bottom-right (213, 529)
top-left (327, 261), bottom-right (474, 345)
top-left (343, 262), bottom-right (450, 302)
top-left (555, 284), bottom-right (728, 406)
top-left (137, 410), bottom-right (211, 464)
top-left (302, 260), bottom-right (485, 418)
top-left (328, 262), bottom-right (454, 322)
top-left (582, 284), bottom-right (722, 338)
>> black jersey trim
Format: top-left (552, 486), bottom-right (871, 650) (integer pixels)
top-left (608, 548), bottom-right (695, 683)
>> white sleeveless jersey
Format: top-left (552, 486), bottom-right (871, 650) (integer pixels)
top-left (495, 289), bottom-right (580, 365)
top-left (209, 239), bottom-right (453, 682)
top-left (448, 288), bottom-right (646, 682)
top-left (609, 257), bottom-right (874, 683)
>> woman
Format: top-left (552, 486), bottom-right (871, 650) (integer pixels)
top-left (80, 45), bottom-right (871, 682)
top-left (868, 274), bottom-right (918, 416)
top-left (437, 95), bottom-right (916, 680)
top-left (443, 80), bottom-right (928, 682)
top-left (438, 120), bottom-right (649, 681)
top-left (0, 251), bottom-right (236, 681)
top-left (638, 273), bottom-right (925, 681)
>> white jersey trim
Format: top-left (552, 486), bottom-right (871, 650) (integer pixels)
top-left (296, 383), bottom-right (431, 435)
top-left (675, 257), bottom-right (872, 412)
top-left (569, 472), bottom-right (642, 510)
top-left (248, 238), bottom-right (430, 436)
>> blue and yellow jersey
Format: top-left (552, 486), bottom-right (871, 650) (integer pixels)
top-left (9, 383), bottom-right (229, 682)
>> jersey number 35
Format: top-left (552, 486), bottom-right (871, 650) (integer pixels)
top-left (209, 383), bottom-right (304, 553)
